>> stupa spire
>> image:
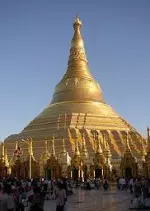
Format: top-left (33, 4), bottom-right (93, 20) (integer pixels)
top-left (45, 140), bottom-right (49, 154)
top-left (1, 143), bottom-right (5, 162)
top-left (125, 131), bottom-right (131, 153)
top-left (61, 137), bottom-right (66, 154)
top-left (74, 139), bottom-right (80, 156)
top-left (51, 136), bottom-right (56, 156)
top-left (4, 148), bottom-right (9, 167)
top-left (66, 16), bottom-right (89, 77)
top-left (15, 141), bottom-right (19, 150)
top-left (146, 127), bottom-right (150, 153)
top-left (72, 16), bottom-right (83, 44)
top-left (97, 138), bottom-right (103, 154)
top-left (140, 140), bottom-right (146, 161)
top-left (81, 132), bottom-right (88, 158)
top-left (51, 16), bottom-right (105, 104)
top-left (69, 16), bottom-right (87, 61)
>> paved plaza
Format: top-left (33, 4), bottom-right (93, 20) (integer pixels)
top-left (43, 187), bottom-right (132, 211)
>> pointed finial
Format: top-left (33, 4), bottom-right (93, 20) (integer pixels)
top-left (140, 140), bottom-right (146, 160)
top-left (15, 141), bottom-right (19, 150)
top-left (147, 127), bottom-right (150, 140)
top-left (96, 138), bottom-right (103, 154)
top-left (104, 142), bottom-right (112, 164)
top-left (81, 132), bottom-right (88, 158)
top-left (74, 138), bottom-right (80, 156)
top-left (1, 143), bottom-right (5, 162)
top-left (75, 13), bottom-right (79, 19)
top-left (61, 137), bottom-right (66, 154)
top-left (73, 15), bottom-right (82, 30)
top-left (51, 136), bottom-right (56, 156)
top-left (146, 127), bottom-right (150, 153)
top-left (105, 141), bottom-right (110, 153)
top-left (4, 148), bottom-right (9, 167)
top-left (71, 16), bottom-right (85, 50)
top-left (125, 130), bottom-right (131, 153)
top-left (45, 139), bottom-right (48, 154)
top-left (103, 135), bottom-right (111, 158)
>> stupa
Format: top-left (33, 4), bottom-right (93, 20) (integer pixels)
top-left (4, 17), bottom-right (146, 172)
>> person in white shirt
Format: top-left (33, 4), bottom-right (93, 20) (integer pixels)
top-left (119, 177), bottom-right (126, 190)
top-left (129, 178), bottom-right (134, 193)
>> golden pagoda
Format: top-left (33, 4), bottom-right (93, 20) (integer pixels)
top-left (4, 16), bottom-right (146, 179)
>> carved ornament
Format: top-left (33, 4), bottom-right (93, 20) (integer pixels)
top-left (93, 153), bottom-right (105, 168)
top-left (71, 155), bottom-right (82, 169)
top-left (68, 47), bottom-right (87, 63)
top-left (45, 156), bottom-right (60, 169)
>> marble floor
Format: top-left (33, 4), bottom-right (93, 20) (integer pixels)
top-left (43, 187), bottom-right (132, 211)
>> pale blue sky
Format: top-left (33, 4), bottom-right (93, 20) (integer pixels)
top-left (0, 0), bottom-right (150, 139)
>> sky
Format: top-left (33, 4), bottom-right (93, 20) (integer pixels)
top-left (0, 0), bottom-right (150, 139)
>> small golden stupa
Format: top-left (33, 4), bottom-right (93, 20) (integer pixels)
top-left (4, 16), bottom-right (146, 176)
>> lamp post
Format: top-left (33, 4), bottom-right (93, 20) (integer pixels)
top-left (21, 138), bottom-right (32, 179)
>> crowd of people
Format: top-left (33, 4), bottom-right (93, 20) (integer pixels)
top-left (0, 177), bottom-right (70, 211)
top-left (117, 177), bottom-right (150, 209)
top-left (0, 175), bottom-right (150, 211)
top-left (80, 177), bottom-right (109, 190)
top-left (0, 175), bottom-right (111, 211)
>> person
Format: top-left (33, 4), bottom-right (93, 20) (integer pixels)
top-left (29, 187), bottom-right (44, 211)
top-left (0, 183), bottom-right (14, 211)
top-left (103, 178), bottom-right (109, 190)
top-left (130, 195), bottom-right (141, 209)
top-left (86, 178), bottom-right (91, 189)
top-left (134, 178), bottom-right (142, 197)
top-left (129, 178), bottom-right (134, 193)
top-left (13, 187), bottom-right (20, 211)
top-left (120, 177), bottom-right (126, 190)
top-left (18, 188), bottom-right (26, 211)
top-left (0, 184), bottom-right (3, 198)
top-left (143, 193), bottom-right (150, 208)
top-left (55, 183), bottom-right (67, 211)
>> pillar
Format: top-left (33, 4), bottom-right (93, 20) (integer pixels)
top-left (78, 169), bottom-right (80, 178)
top-left (101, 168), bottom-right (103, 177)
top-left (81, 170), bottom-right (83, 179)
top-left (93, 170), bottom-right (95, 178)
top-left (71, 171), bottom-right (72, 179)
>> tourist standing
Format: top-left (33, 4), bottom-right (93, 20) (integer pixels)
top-left (28, 187), bottom-right (44, 211)
top-left (55, 183), bottom-right (67, 211)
